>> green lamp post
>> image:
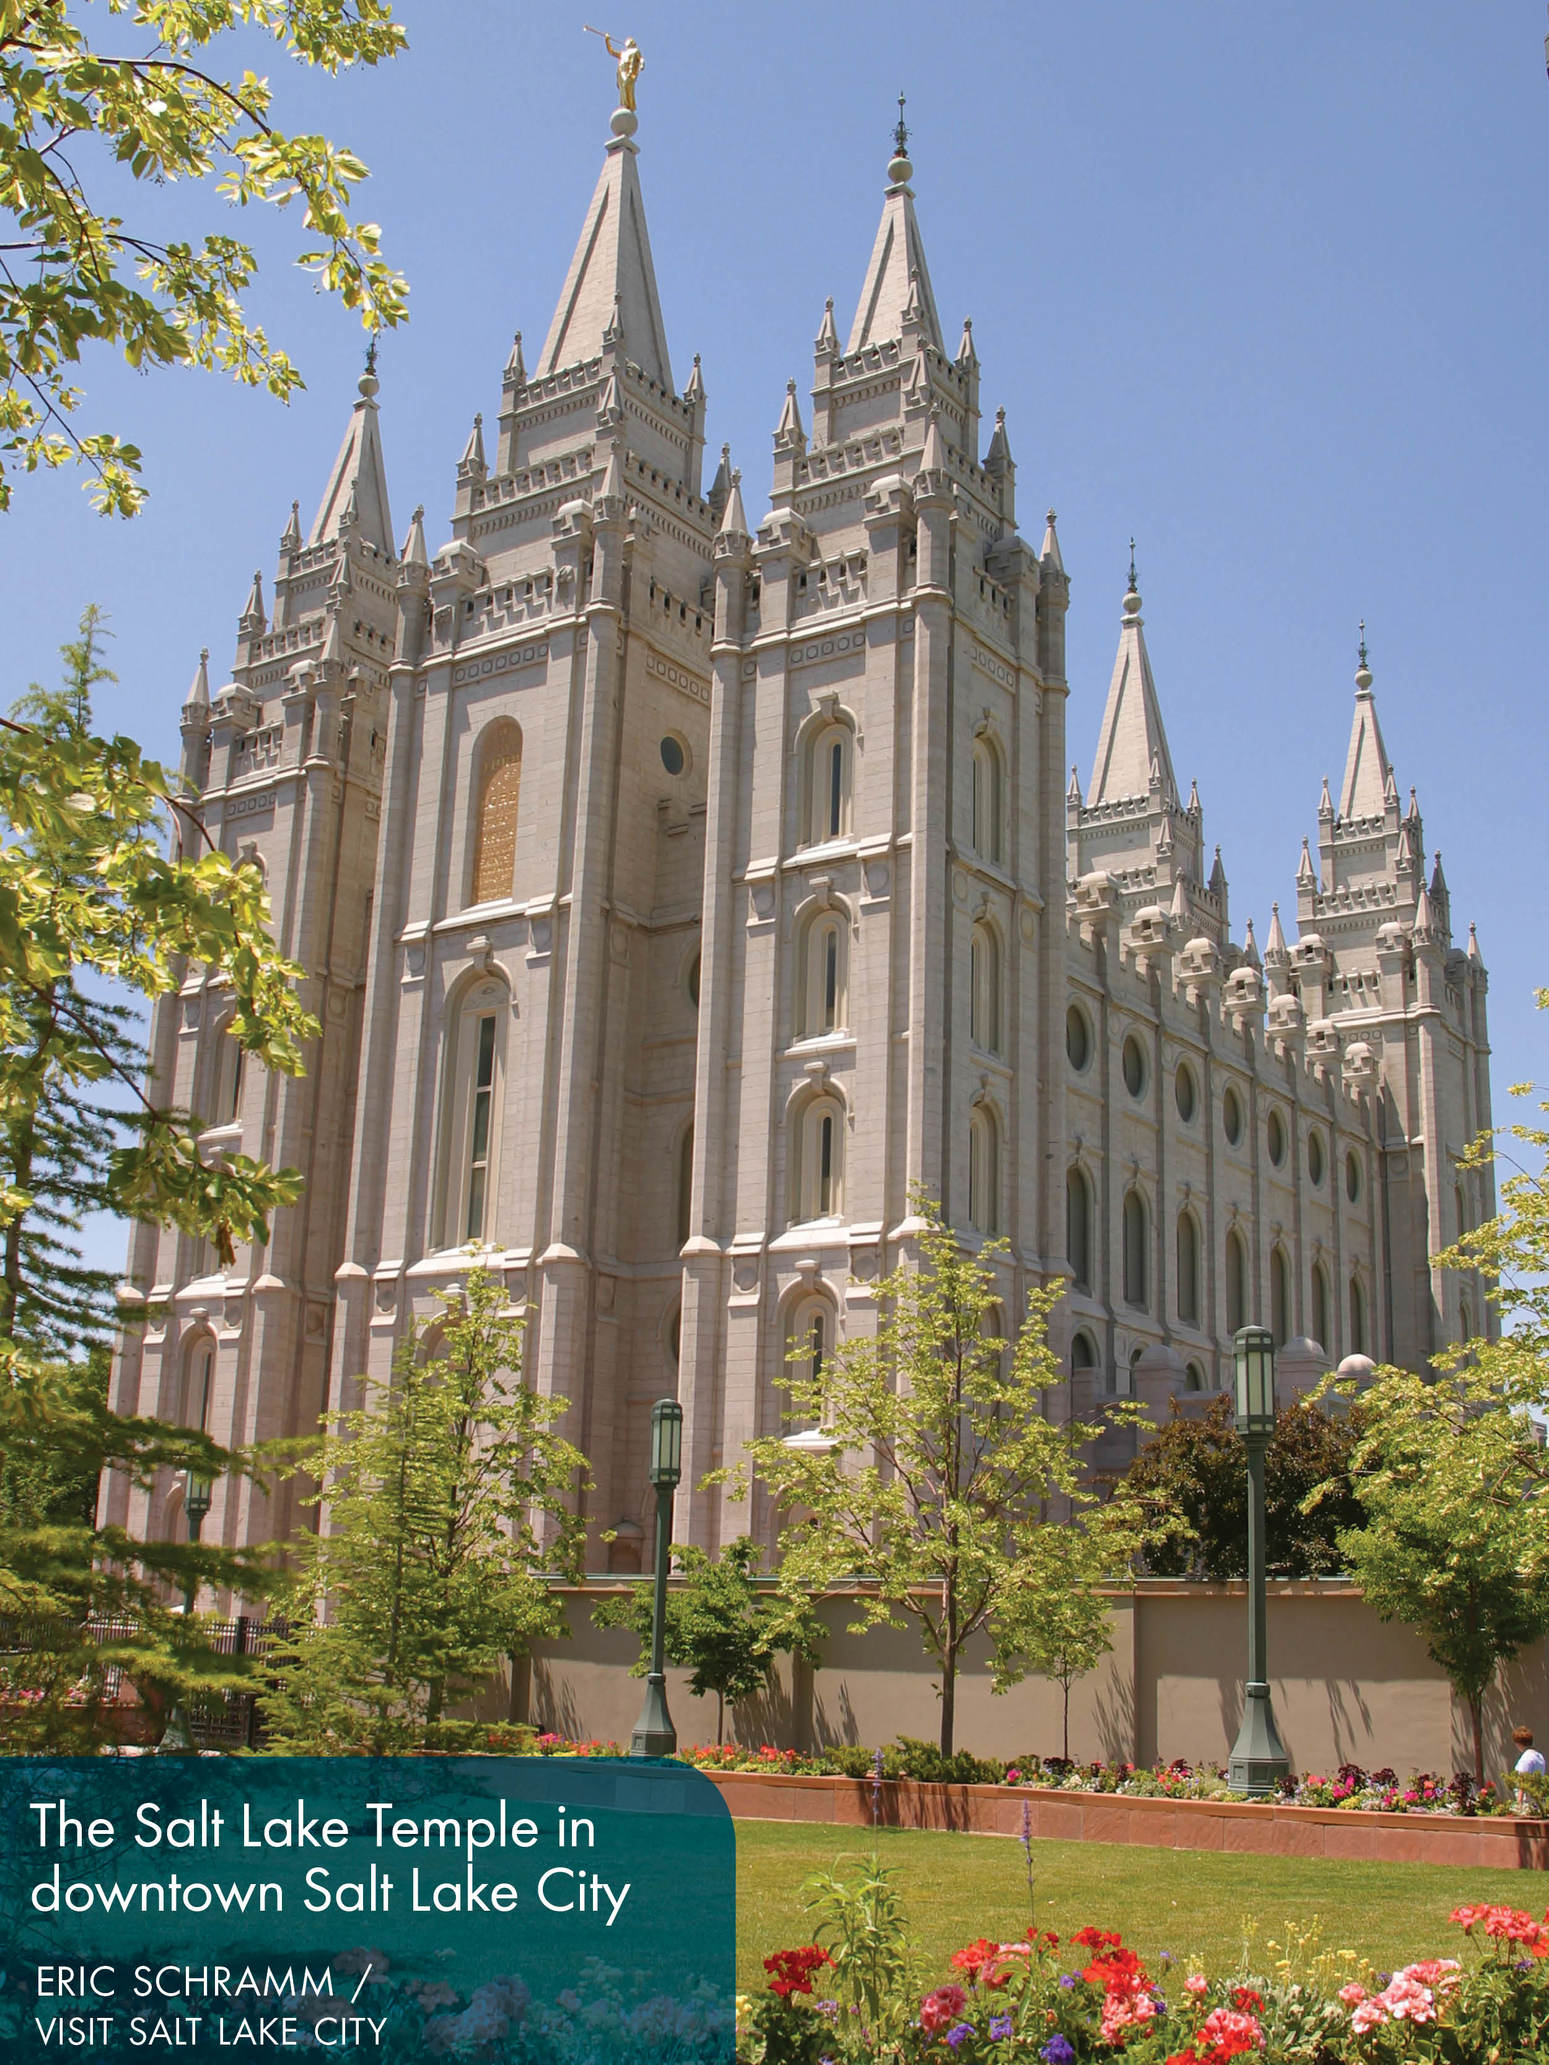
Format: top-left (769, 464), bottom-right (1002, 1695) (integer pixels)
top-left (1226, 1325), bottom-right (1291, 1795)
top-left (629, 1398), bottom-right (683, 1759)
top-left (182, 1470), bottom-right (214, 1614)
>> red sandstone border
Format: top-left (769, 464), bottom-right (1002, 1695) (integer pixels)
top-left (706, 1770), bottom-right (1549, 1871)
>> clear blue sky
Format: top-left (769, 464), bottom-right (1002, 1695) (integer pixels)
top-left (7, 3), bottom-right (1546, 1278)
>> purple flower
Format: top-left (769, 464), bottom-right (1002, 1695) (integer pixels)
top-left (1040, 2039), bottom-right (1076, 2065)
top-left (947, 2024), bottom-right (974, 2050)
top-left (989, 2015), bottom-right (1014, 2040)
top-left (1058, 1974), bottom-right (1076, 1990)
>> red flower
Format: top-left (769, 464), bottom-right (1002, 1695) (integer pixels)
top-left (1024, 1928), bottom-right (1060, 1951)
top-left (920, 1985), bottom-right (968, 2034)
top-left (951, 1938), bottom-right (1001, 1979)
top-left (1072, 1925), bottom-right (1122, 1951)
top-left (1231, 1987), bottom-right (1264, 2014)
top-left (763, 1946), bottom-right (831, 1999)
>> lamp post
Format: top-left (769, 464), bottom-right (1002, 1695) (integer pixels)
top-left (182, 1471), bottom-right (213, 1615)
top-left (1226, 1326), bottom-right (1291, 1795)
top-left (629, 1399), bottom-right (683, 1758)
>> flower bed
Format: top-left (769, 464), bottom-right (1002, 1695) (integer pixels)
top-left (740, 1897), bottom-right (1549, 2061)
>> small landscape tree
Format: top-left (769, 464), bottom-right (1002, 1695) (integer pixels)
top-left (262, 1266), bottom-right (589, 1752)
top-left (591, 1536), bottom-right (822, 1746)
top-left (734, 1197), bottom-right (1147, 1757)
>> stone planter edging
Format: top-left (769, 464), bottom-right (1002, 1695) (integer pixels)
top-left (705, 1769), bottom-right (1549, 1871)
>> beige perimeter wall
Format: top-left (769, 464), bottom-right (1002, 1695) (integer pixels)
top-left (514, 1581), bottom-right (1549, 1784)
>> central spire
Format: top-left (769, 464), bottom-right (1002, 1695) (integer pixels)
top-left (845, 100), bottom-right (943, 355)
top-left (537, 108), bottom-right (673, 388)
top-left (1339, 622), bottom-right (1395, 820)
top-left (1088, 553), bottom-right (1179, 806)
top-left (308, 356), bottom-right (393, 555)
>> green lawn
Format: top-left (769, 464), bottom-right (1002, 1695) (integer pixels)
top-left (733, 1820), bottom-right (1543, 1990)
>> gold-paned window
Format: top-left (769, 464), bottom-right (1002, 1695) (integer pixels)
top-left (471, 722), bottom-right (522, 906)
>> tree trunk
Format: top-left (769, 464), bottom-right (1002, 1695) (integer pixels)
top-left (1470, 1693), bottom-right (1484, 1788)
top-left (940, 1641), bottom-right (956, 1757)
top-left (716, 1689), bottom-right (725, 1747)
top-left (1062, 1673), bottom-right (1072, 1764)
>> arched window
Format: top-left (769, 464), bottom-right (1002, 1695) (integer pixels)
top-left (969, 923), bottom-right (1002, 1054)
top-left (1312, 1262), bottom-right (1331, 1355)
top-left (1070, 1329), bottom-right (1098, 1380)
top-left (1225, 1227), bottom-right (1248, 1337)
top-left (1185, 1360), bottom-right (1206, 1393)
top-left (1176, 1209), bottom-right (1201, 1325)
top-left (968, 1106), bottom-right (1000, 1235)
top-left (183, 1338), bottom-right (215, 1432)
top-left (666, 1304), bottom-right (682, 1366)
top-left (215, 1020), bottom-right (245, 1127)
top-left (971, 737), bottom-right (1004, 864)
top-left (796, 909), bottom-right (848, 1038)
top-left (676, 1123), bottom-right (694, 1249)
top-left (1270, 1246), bottom-right (1291, 1347)
top-left (1455, 1183), bottom-right (1467, 1243)
top-left (437, 977), bottom-right (507, 1248)
top-left (1459, 1296), bottom-right (1473, 1343)
top-left (1122, 1189), bottom-right (1148, 1309)
top-left (1066, 1165), bottom-right (1092, 1292)
top-left (804, 717), bottom-right (853, 846)
top-left (792, 1091), bottom-right (845, 1224)
top-left (1349, 1274), bottom-right (1366, 1356)
top-left (468, 719), bottom-right (522, 907)
top-left (786, 1293), bottom-right (835, 1429)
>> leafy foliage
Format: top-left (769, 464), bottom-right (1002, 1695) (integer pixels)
top-left (591, 1536), bottom-right (823, 1745)
top-left (732, 1197), bottom-right (1150, 1755)
top-left (1123, 1394), bottom-right (1368, 1580)
top-left (0, 0), bottom-right (409, 514)
top-left (261, 1266), bottom-right (590, 1752)
top-left (0, 608), bottom-right (315, 1745)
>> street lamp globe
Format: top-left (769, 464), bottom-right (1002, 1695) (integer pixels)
top-left (1233, 1326), bottom-right (1277, 1439)
top-left (648, 1398), bottom-right (684, 1489)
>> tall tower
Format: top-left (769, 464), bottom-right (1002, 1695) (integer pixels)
top-left (326, 99), bottom-right (716, 1563)
top-left (107, 364), bottom-right (399, 1551)
top-left (1295, 636), bottom-right (1494, 1366)
top-left (679, 119), bottom-right (1072, 1547)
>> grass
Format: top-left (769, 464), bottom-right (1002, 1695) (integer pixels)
top-left (734, 1820), bottom-right (1542, 1990)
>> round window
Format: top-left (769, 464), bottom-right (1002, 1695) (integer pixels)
top-left (1307, 1129), bottom-right (1325, 1187)
top-left (1066, 1003), bottom-right (1091, 1072)
top-left (1122, 1034), bottom-right (1146, 1099)
top-left (1223, 1086), bottom-right (1244, 1146)
top-left (1267, 1108), bottom-right (1287, 1166)
top-left (1346, 1150), bottom-right (1362, 1203)
top-left (660, 734), bottom-right (687, 776)
top-left (1175, 1062), bottom-right (1197, 1122)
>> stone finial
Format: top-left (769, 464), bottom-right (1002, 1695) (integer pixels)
top-left (401, 503), bottom-right (428, 568)
top-left (184, 648), bottom-right (210, 713)
top-left (684, 351), bottom-right (706, 403)
top-left (888, 90), bottom-right (913, 183)
top-left (956, 315), bottom-right (977, 367)
top-left (280, 499), bottom-right (302, 552)
top-left (1241, 916), bottom-right (1262, 970)
top-left (1265, 902), bottom-right (1289, 963)
top-left (459, 412), bottom-right (486, 476)
top-left (717, 465), bottom-right (750, 544)
top-left (1355, 619), bottom-right (1372, 692)
top-left (1040, 507), bottom-right (1064, 572)
top-left (505, 329), bottom-right (526, 383)
top-left (1297, 837), bottom-right (1317, 885)
top-left (774, 377), bottom-right (805, 448)
top-left (1319, 774), bottom-right (1334, 819)
top-left (815, 296), bottom-right (839, 355)
top-left (984, 406), bottom-right (1013, 474)
top-left (239, 568), bottom-right (265, 634)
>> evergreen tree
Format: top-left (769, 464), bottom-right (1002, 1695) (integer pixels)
top-left (262, 1266), bottom-right (589, 1752)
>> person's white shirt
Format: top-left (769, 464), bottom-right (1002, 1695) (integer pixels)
top-left (1515, 1746), bottom-right (1547, 1775)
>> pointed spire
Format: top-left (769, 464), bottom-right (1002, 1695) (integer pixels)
top-left (718, 465), bottom-right (749, 544)
top-left (1040, 507), bottom-right (1064, 572)
top-left (280, 499), bottom-right (302, 552)
top-left (240, 569), bottom-right (265, 635)
top-left (1186, 777), bottom-right (1201, 818)
top-left (596, 367), bottom-right (625, 427)
top-left (706, 441), bottom-right (732, 527)
top-left (1339, 624), bottom-right (1395, 821)
top-left (1467, 922), bottom-right (1484, 965)
top-left (597, 438), bottom-right (626, 507)
top-left (505, 329), bottom-right (526, 383)
top-left (184, 647), bottom-right (210, 713)
top-left (1170, 874), bottom-right (1189, 925)
top-left (1088, 554), bottom-right (1179, 807)
top-left (401, 503), bottom-right (428, 568)
top-left (1067, 763), bottom-right (1083, 804)
top-left (846, 112), bottom-right (944, 354)
top-left (918, 401), bottom-right (948, 475)
top-left (956, 315), bottom-right (978, 368)
top-left (309, 359), bottom-right (394, 555)
top-left (1413, 880), bottom-right (1438, 942)
top-left (1298, 837), bottom-right (1317, 886)
top-left (774, 376), bottom-right (805, 450)
top-left (537, 115), bottom-right (673, 387)
top-left (1319, 774), bottom-right (1334, 820)
top-left (1209, 845), bottom-right (1228, 894)
top-left (815, 295), bottom-right (839, 355)
top-left (984, 406), bottom-right (1013, 473)
top-left (459, 412), bottom-right (487, 476)
top-left (1430, 848), bottom-right (1448, 900)
top-left (684, 351), bottom-right (706, 403)
top-left (1241, 916), bottom-right (1262, 970)
top-left (1265, 903), bottom-right (1289, 964)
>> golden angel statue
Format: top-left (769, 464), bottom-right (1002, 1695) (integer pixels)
top-left (585, 27), bottom-right (644, 112)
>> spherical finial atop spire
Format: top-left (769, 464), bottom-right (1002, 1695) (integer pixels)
top-left (1123, 537), bottom-right (1141, 617)
top-left (888, 90), bottom-right (913, 183)
top-left (1355, 618), bottom-right (1372, 692)
top-left (359, 332), bottom-right (380, 400)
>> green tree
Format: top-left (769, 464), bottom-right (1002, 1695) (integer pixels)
top-left (591, 1536), bottom-right (823, 1746)
top-left (733, 1199), bottom-right (1147, 1757)
top-left (0, 0), bottom-right (409, 515)
top-left (262, 1266), bottom-right (590, 1752)
top-left (994, 1519), bottom-right (1117, 1763)
top-left (0, 607), bottom-right (314, 1746)
top-left (1123, 1394), bottom-right (1368, 1579)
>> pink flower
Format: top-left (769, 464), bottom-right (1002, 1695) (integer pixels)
top-left (1338, 1983), bottom-right (1366, 2005)
top-left (1185, 1974), bottom-right (1209, 1998)
top-left (1351, 2000), bottom-right (1385, 2034)
top-left (920, 1985), bottom-right (968, 2034)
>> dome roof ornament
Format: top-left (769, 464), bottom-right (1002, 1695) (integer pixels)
top-left (1355, 619), bottom-right (1373, 693)
top-left (888, 91), bottom-right (913, 184)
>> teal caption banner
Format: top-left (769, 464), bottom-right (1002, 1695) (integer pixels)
top-left (0, 1757), bottom-right (734, 2062)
